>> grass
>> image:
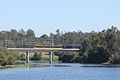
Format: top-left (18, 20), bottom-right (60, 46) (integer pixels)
top-left (0, 52), bottom-right (59, 69)
top-left (40, 53), bottom-right (59, 62)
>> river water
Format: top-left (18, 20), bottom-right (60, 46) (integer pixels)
top-left (0, 63), bottom-right (120, 80)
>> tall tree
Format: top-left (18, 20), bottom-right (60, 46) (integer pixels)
top-left (26, 29), bottom-right (35, 41)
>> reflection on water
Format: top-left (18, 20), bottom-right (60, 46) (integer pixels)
top-left (0, 63), bottom-right (120, 80)
top-left (25, 63), bottom-right (120, 68)
top-left (25, 63), bottom-right (72, 68)
top-left (81, 64), bottom-right (120, 68)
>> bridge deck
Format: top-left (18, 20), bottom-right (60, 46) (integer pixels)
top-left (8, 48), bottom-right (79, 52)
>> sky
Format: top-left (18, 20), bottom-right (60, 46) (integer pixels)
top-left (0, 0), bottom-right (120, 36)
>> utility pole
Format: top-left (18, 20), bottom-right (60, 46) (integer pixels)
top-left (49, 36), bottom-right (55, 64)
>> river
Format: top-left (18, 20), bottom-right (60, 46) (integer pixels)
top-left (0, 63), bottom-right (120, 80)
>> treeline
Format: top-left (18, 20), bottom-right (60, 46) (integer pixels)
top-left (0, 29), bottom-right (35, 48)
top-left (0, 27), bottom-right (120, 64)
top-left (59, 27), bottom-right (120, 64)
top-left (0, 29), bottom-right (63, 48)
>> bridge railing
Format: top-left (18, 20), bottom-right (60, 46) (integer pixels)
top-left (34, 45), bottom-right (62, 48)
top-left (2, 39), bottom-right (81, 49)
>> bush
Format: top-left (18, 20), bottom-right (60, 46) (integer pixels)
top-left (31, 52), bottom-right (42, 61)
top-left (58, 52), bottom-right (78, 63)
top-left (108, 53), bottom-right (120, 64)
top-left (0, 47), bottom-right (18, 66)
top-left (79, 46), bottom-right (109, 64)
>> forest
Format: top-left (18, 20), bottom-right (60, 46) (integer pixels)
top-left (0, 26), bottom-right (120, 66)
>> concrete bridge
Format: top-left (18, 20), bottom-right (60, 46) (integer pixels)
top-left (8, 48), bottom-right (79, 63)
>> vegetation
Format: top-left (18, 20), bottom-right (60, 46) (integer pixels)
top-left (0, 29), bottom-right (35, 48)
top-left (59, 27), bottom-right (120, 64)
top-left (0, 47), bottom-right (18, 66)
top-left (0, 27), bottom-right (120, 64)
top-left (40, 54), bottom-right (59, 62)
top-left (31, 52), bottom-right (42, 61)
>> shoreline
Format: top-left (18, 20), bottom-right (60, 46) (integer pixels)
top-left (1, 62), bottom-right (120, 69)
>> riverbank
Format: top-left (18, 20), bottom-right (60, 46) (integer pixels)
top-left (0, 65), bottom-right (13, 69)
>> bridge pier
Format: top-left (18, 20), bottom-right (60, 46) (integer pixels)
top-left (49, 52), bottom-right (53, 64)
top-left (26, 52), bottom-right (29, 63)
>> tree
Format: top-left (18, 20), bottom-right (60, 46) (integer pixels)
top-left (59, 27), bottom-right (120, 64)
top-left (26, 29), bottom-right (35, 41)
top-left (10, 29), bottom-right (19, 40)
top-left (0, 47), bottom-right (18, 66)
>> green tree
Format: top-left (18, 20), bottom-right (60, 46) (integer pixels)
top-left (26, 29), bottom-right (35, 41)
top-left (0, 47), bottom-right (18, 66)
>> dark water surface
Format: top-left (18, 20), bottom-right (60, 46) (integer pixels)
top-left (0, 63), bottom-right (120, 80)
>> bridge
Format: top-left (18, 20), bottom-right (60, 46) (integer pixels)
top-left (8, 47), bottom-right (79, 64)
top-left (4, 37), bottom-right (80, 63)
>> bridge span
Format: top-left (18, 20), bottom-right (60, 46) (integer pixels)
top-left (8, 48), bottom-right (79, 63)
top-left (7, 48), bottom-right (79, 52)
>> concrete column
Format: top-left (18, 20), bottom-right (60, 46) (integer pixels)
top-left (26, 52), bottom-right (29, 63)
top-left (49, 52), bottom-right (53, 64)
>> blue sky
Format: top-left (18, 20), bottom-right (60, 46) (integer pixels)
top-left (0, 0), bottom-right (120, 36)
